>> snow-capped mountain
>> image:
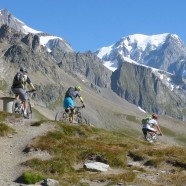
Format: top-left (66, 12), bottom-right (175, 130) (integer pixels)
top-left (0, 8), bottom-right (185, 120)
top-left (0, 9), bottom-right (74, 53)
top-left (95, 33), bottom-right (186, 79)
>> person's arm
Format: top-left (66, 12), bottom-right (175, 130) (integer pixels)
top-left (79, 96), bottom-right (85, 108)
top-left (156, 125), bottom-right (163, 135)
top-left (27, 76), bottom-right (36, 90)
top-left (29, 82), bottom-right (36, 90)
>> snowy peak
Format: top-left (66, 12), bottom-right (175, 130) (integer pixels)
top-left (95, 33), bottom-right (186, 78)
top-left (120, 33), bottom-right (169, 51)
top-left (0, 9), bottom-right (42, 34)
top-left (0, 9), bottom-right (74, 53)
top-left (96, 33), bottom-right (176, 60)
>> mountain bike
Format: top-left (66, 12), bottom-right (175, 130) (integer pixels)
top-left (146, 132), bottom-right (162, 143)
top-left (12, 90), bottom-right (36, 119)
top-left (55, 106), bottom-right (88, 125)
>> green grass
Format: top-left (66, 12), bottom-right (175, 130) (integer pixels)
top-left (1, 110), bottom-right (186, 185)
top-left (22, 172), bottom-right (45, 184)
top-left (21, 121), bottom-right (186, 185)
top-left (0, 122), bottom-right (15, 136)
top-left (0, 112), bottom-right (16, 136)
top-left (0, 111), bottom-right (13, 121)
top-left (22, 124), bottom-right (142, 185)
top-left (176, 134), bottom-right (186, 145)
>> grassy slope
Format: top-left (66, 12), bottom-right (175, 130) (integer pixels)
top-left (0, 110), bottom-right (186, 185)
top-left (21, 121), bottom-right (186, 186)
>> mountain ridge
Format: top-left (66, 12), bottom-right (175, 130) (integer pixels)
top-left (0, 9), bottom-right (185, 121)
top-left (95, 33), bottom-right (186, 78)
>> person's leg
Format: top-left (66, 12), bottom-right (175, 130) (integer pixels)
top-left (70, 108), bottom-right (75, 123)
top-left (148, 127), bottom-right (157, 136)
top-left (15, 94), bottom-right (19, 100)
top-left (12, 88), bottom-right (28, 117)
top-left (64, 98), bottom-right (75, 123)
top-left (11, 88), bottom-right (20, 100)
top-left (142, 128), bottom-right (148, 140)
top-left (18, 89), bottom-right (28, 117)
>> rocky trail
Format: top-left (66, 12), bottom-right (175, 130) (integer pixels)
top-left (0, 117), bottom-right (54, 186)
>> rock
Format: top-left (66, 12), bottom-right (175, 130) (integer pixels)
top-left (84, 162), bottom-right (110, 172)
top-left (41, 178), bottom-right (59, 186)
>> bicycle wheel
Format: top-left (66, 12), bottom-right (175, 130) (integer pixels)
top-left (26, 102), bottom-right (32, 119)
top-left (12, 100), bottom-right (22, 114)
top-left (77, 116), bottom-right (88, 125)
top-left (55, 111), bottom-right (68, 122)
top-left (146, 133), bottom-right (157, 143)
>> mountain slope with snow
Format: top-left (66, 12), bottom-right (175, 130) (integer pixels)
top-left (0, 8), bottom-right (185, 121)
top-left (0, 9), bottom-right (74, 53)
top-left (95, 33), bottom-right (186, 79)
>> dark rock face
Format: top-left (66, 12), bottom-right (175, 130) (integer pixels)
top-left (21, 34), bottom-right (40, 51)
top-left (52, 51), bottom-right (112, 88)
top-left (0, 9), bottom-right (25, 33)
top-left (0, 24), bottom-right (111, 110)
top-left (111, 61), bottom-right (186, 120)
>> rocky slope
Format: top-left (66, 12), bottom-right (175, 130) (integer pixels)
top-left (111, 60), bottom-right (186, 120)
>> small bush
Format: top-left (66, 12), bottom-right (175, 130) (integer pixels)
top-left (23, 171), bottom-right (45, 184)
top-left (0, 122), bottom-right (15, 136)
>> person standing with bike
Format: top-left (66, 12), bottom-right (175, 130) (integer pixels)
top-left (63, 85), bottom-right (85, 124)
top-left (11, 67), bottom-right (36, 118)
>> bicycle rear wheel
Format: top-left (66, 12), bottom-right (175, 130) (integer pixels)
top-left (26, 102), bottom-right (32, 119)
top-left (12, 100), bottom-right (22, 115)
top-left (146, 133), bottom-right (157, 143)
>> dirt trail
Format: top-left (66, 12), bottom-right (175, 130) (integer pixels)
top-left (0, 117), bottom-right (54, 186)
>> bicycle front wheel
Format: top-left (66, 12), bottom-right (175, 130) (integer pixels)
top-left (55, 111), bottom-right (67, 122)
top-left (77, 116), bottom-right (88, 125)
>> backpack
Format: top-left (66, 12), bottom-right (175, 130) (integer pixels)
top-left (65, 87), bottom-right (75, 98)
top-left (141, 114), bottom-right (152, 125)
top-left (14, 72), bottom-right (24, 83)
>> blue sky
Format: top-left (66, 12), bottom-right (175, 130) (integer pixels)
top-left (1, 0), bottom-right (186, 52)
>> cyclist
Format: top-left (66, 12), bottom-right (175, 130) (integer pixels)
top-left (142, 114), bottom-right (163, 141)
top-left (63, 85), bottom-right (85, 124)
top-left (11, 67), bottom-right (36, 118)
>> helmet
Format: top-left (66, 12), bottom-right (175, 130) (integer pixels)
top-left (20, 67), bottom-right (27, 73)
top-left (152, 114), bottom-right (158, 120)
top-left (75, 85), bottom-right (81, 91)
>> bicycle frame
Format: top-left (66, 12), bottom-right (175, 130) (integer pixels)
top-left (55, 106), bottom-right (88, 125)
top-left (146, 132), bottom-right (160, 143)
top-left (64, 106), bottom-right (83, 122)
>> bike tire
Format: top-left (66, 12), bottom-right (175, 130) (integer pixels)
top-left (146, 133), bottom-right (157, 143)
top-left (77, 116), bottom-right (88, 125)
top-left (27, 102), bottom-right (32, 119)
top-left (55, 111), bottom-right (68, 122)
top-left (12, 100), bottom-right (22, 114)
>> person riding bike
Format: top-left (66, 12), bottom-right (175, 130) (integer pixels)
top-left (63, 85), bottom-right (85, 124)
top-left (11, 67), bottom-right (36, 118)
top-left (142, 114), bottom-right (163, 141)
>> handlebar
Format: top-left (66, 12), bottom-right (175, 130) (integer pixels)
top-left (74, 106), bottom-right (85, 110)
top-left (26, 89), bottom-right (36, 93)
